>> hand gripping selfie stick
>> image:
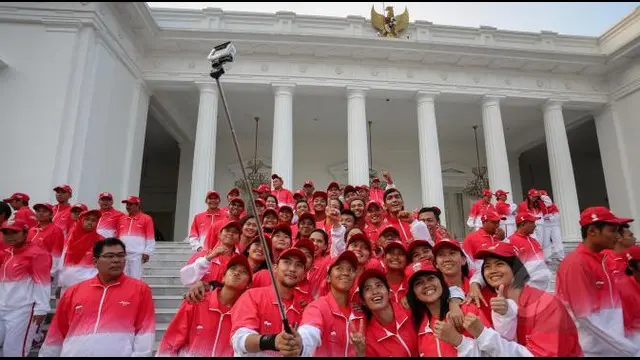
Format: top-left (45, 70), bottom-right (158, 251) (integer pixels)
top-left (207, 42), bottom-right (293, 335)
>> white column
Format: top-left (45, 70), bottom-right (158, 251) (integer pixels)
top-left (188, 82), bottom-right (219, 223)
top-left (271, 84), bottom-right (295, 187)
top-left (481, 96), bottom-right (512, 194)
top-left (416, 91), bottom-right (446, 226)
top-left (174, 141), bottom-right (194, 242)
top-left (121, 80), bottom-right (151, 200)
top-left (543, 100), bottom-right (581, 244)
top-left (347, 87), bottom-right (370, 186)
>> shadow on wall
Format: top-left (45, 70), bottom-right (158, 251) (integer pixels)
top-left (518, 117), bottom-right (609, 211)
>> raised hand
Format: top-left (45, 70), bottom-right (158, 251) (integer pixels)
top-left (206, 245), bottom-right (230, 261)
top-left (397, 211), bottom-right (414, 224)
top-left (464, 282), bottom-right (488, 308)
top-left (433, 320), bottom-right (463, 346)
top-left (183, 281), bottom-right (208, 304)
top-left (490, 284), bottom-right (508, 315)
top-left (349, 318), bottom-right (366, 357)
top-left (275, 328), bottom-right (302, 357)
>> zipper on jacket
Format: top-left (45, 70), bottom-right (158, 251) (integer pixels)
top-left (601, 256), bottom-right (614, 305)
top-left (211, 311), bottom-right (226, 356)
top-left (435, 337), bottom-right (442, 357)
top-left (93, 284), bottom-right (118, 334)
top-left (2, 250), bottom-right (14, 281)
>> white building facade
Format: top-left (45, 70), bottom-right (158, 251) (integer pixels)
top-left (2, 2), bottom-right (640, 249)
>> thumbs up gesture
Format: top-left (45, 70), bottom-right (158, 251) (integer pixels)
top-left (490, 284), bottom-right (508, 315)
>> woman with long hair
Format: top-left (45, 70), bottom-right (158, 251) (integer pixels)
top-left (433, 239), bottom-right (472, 294)
top-left (358, 268), bottom-right (418, 357)
top-left (464, 241), bottom-right (582, 357)
top-left (236, 215), bottom-right (259, 253)
top-left (242, 235), bottom-right (271, 274)
top-left (406, 261), bottom-right (490, 357)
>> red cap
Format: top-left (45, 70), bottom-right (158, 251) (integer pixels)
top-left (33, 203), bottom-right (54, 213)
top-left (366, 200), bottom-right (382, 211)
top-left (253, 184), bottom-right (270, 193)
top-left (227, 188), bottom-right (240, 196)
top-left (246, 235), bottom-right (272, 253)
top-left (293, 190), bottom-right (304, 200)
top-left (122, 196), bottom-right (141, 205)
top-left (405, 261), bottom-right (439, 283)
top-left (98, 192), bottom-right (113, 200)
top-left (294, 238), bottom-right (315, 255)
top-left (79, 209), bottom-right (102, 219)
top-left (371, 177), bottom-right (380, 183)
top-left (482, 189), bottom-right (493, 197)
top-left (626, 246), bottom-right (640, 261)
top-left (328, 250), bottom-right (359, 274)
top-left (225, 254), bottom-right (252, 274)
top-left (358, 268), bottom-right (387, 292)
top-left (298, 212), bottom-right (315, 223)
top-left (347, 233), bottom-right (372, 251)
top-left (221, 220), bottom-right (241, 231)
top-left (54, 184), bottom-right (72, 194)
top-left (384, 241), bottom-right (408, 255)
top-left (312, 191), bottom-right (327, 200)
top-left (263, 208), bottom-right (278, 218)
top-left (229, 197), bottom-right (245, 207)
top-left (279, 247), bottom-right (306, 264)
top-left (3, 193), bottom-right (30, 203)
top-left (272, 223), bottom-right (292, 238)
top-left (206, 191), bottom-right (220, 200)
top-left (327, 181), bottom-right (340, 191)
top-left (359, 184), bottom-right (369, 191)
top-left (407, 239), bottom-right (433, 255)
top-left (516, 212), bottom-right (541, 224)
top-left (481, 210), bottom-right (506, 223)
top-left (494, 189), bottom-right (509, 198)
top-left (254, 198), bottom-right (266, 207)
top-left (70, 203), bottom-right (88, 213)
top-left (278, 205), bottom-right (293, 213)
top-left (271, 174), bottom-right (282, 180)
top-left (377, 224), bottom-right (400, 240)
top-left (343, 185), bottom-right (356, 195)
top-left (1, 218), bottom-right (29, 232)
top-left (432, 238), bottom-right (463, 256)
top-left (475, 242), bottom-right (519, 259)
top-left (539, 190), bottom-right (548, 196)
top-left (528, 189), bottom-right (540, 197)
top-left (579, 206), bottom-right (633, 227)
top-left (303, 180), bottom-right (314, 187)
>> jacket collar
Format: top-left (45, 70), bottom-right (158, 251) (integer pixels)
top-left (326, 290), bottom-right (362, 321)
top-left (576, 243), bottom-right (605, 262)
top-left (89, 273), bottom-right (126, 288)
top-left (368, 302), bottom-right (410, 342)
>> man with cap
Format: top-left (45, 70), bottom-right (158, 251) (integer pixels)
top-left (356, 185), bottom-right (369, 203)
top-left (506, 213), bottom-right (552, 291)
top-left (157, 254), bottom-right (253, 357)
top-left (302, 180), bottom-right (315, 205)
top-left (96, 192), bottom-right (124, 239)
top-left (462, 210), bottom-right (505, 268)
top-left (369, 171), bottom-right (396, 204)
top-left (494, 189), bottom-right (517, 239)
top-left (52, 184), bottom-right (74, 238)
top-left (382, 188), bottom-right (431, 244)
top-left (343, 185), bottom-right (358, 206)
top-left (203, 197), bottom-right (245, 251)
top-left (364, 200), bottom-right (387, 243)
top-left (252, 184), bottom-right (271, 202)
top-left (382, 242), bottom-right (409, 304)
top-left (326, 181), bottom-right (342, 201)
top-left (3, 192), bottom-right (37, 229)
top-left (188, 191), bottom-right (225, 252)
top-left (311, 191), bottom-right (328, 223)
top-left (69, 203), bottom-right (88, 229)
top-left (116, 196), bottom-right (155, 279)
top-left (230, 247), bottom-right (306, 357)
top-left (180, 220), bottom-right (241, 287)
top-left (556, 206), bottom-right (640, 357)
top-left (466, 189), bottom-right (495, 231)
top-left (417, 206), bottom-right (452, 244)
top-left (221, 188), bottom-right (241, 215)
top-left (292, 239), bottom-right (316, 306)
top-left (603, 222), bottom-right (637, 279)
top-left (0, 218), bottom-right (52, 357)
top-left (539, 190), bottom-right (564, 263)
top-left (28, 203), bottom-right (65, 278)
top-left (516, 189), bottom-right (546, 245)
top-left (618, 246), bottom-right (640, 343)
top-left (271, 174), bottom-right (295, 208)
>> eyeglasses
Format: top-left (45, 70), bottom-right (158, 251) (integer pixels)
top-left (99, 253), bottom-right (126, 260)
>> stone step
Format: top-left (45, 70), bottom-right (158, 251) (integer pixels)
top-left (149, 284), bottom-right (188, 296)
top-left (145, 275), bottom-right (184, 286)
top-left (153, 249), bottom-right (194, 255)
top-left (146, 259), bottom-right (188, 268)
top-left (144, 266), bottom-right (182, 276)
top-left (148, 252), bottom-right (193, 261)
top-left (155, 241), bottom-right (191, 249)
top-left (153, 295), bottom-right (185, 309)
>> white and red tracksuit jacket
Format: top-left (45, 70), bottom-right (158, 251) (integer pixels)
top-left (506, 232), bottom-right (552, 290)
top-left (157, 288), bottom-right (236, 357)
top-left (179, 251), bottom-right (234, 286)
top-left (0, 242), bottom-right (51, 316)
top-left (96, 207), bottom-right (124, 239)
top-left (188, 209), bottom-right (224, 251)
top-left (466, 200), bottom-right (495, 229)
top-left (52, 203), bottom-right (73, 238)
top-left (58, 224), bottom-right (104, 288)
top-left (13, 206), bottom-right (38, 229)
top-left (555, 243), bottom-right (640, 356)
top-left (271, 188), bottom-right (295, 208)
top-left (365, 302), bottom-right (417, 357)
top-left (27, 222), bottom-right (64, 276)
top-left (368, 187), bottom-right (385, 204)
top-left (384, 215), bottom-right (431, 245)
top-left (39, 274), bottom-right (155, 357)
top-left (117, 212), bottom-right (155, 255)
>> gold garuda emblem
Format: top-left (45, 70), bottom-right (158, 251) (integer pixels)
top-left (371, 5), bottom-right (409, 38)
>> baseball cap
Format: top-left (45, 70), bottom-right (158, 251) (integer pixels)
top-left (98, 192), bottom-right (113, 200)
top-left (482, 189), bottom-right (493, 197)
top-left (327, 250), bottom-right (359, 274)
top-left (528, 189), bottom-right (540, 197)
top-left (377, 224), bottom-right (400, 240)
top-left (312, 191), bottom-right (328, 200)
top-left (221, 220), bottom-right (241, 232)
top-left (384, 241), bottom-right (408, 256)
top-left (245, 235), bottom-right (272, 253)
top-left (254, 198), bottom-right (266, 207)
top-left (230, 197), bottom-right (245, 207)
top-left (357, 268), bottom-right (387, 292)
top-left (227, 188), bottom-right (240, 196)
top-left (278, 205), bottom-right (293, 213)
top-left (70, 203), bottom-right (88, 213)
top-left (79, 209), bottom-right (102, 219)
top-left (206, 191), bottom-right (220, 200)
top-left (3, 193), bottom-right (30, 203)
top-left (494, 190), bottom-right (509, 198)
top-left (54, 184), bottom-right (73, 194)
top-left (253, 184), bottom-right (270, 193)
top-left (297, 212), bottom-right (315, 223)
top-left (539, 190), bottom-right (548, 196)
top-left (294, 238), bottom-right (315, 255)
top-left (626, 246), bottom-right (640, 261)
top-left (293, 190), bottom-right (304, 200)
top-left (516, 213), bottom-right (541, 224)
top-left (371, 177), bottom-right (380, 183)
top-left (271, 174), bottom-right (282, 180)
top-left (278, 247), bottom-right (306, 264)
top-left (303, 180), bottom-right (314, 187)
top-left (347, 233), bottom-right (372, 252)
top-left (579, 206), bottom-right (633, 227)
top-left (225, 254), bottom-right (252, 274)
top-left (359, 185), bottom-right (369, 191)
top-left (366, 200), bottom-right (382, 211)
top-left (33, 203), bottom-right (54, 213)
top-left (407, 239), bottom-right (433, 255)
top-left (475, 242), bottom-right (519, 260)
top-left (1, 218), bottom-right (29, 232)
top-left (481, 210), bottom-right (506, 223)
top-left (272, 223), bottom-right (292, 238)
top-left (327, 181), bottom-right (340, 190)
top-left (432, 238), bottom-right (464, 256)
top-left (121, 196), bottom-right (141, 205)
top-left (263, 208), bottom-right (278, 218)
top-left (343, 185), bottom-right (356, 195)
top-left (405, 261), bottom-right (439, 284)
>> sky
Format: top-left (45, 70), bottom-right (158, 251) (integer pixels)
top-left (146, 2), bottom-right (639, 36)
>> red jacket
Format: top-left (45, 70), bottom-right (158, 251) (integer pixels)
top-left (180, 251), bottom-right (233, 286)
top-left (96, 207), bottom-right (124, 238)
top-left (14, 206), bottom-right (38, 229)
top-left (117, 212), bottom-right (155, 255)
top-left (365, 302), bottom-right (417, 357)
top-left (616, 275), bottom-right (640, 337)
top-left (602, 249), bottom-right (629, 279)
top-left (250, 269), bottom-right (314, 306)
top-left (52, 203), bottom-right (73, 238)
top-left (28, 222), bottom-right (65, 273)
top-left (40, 274), bottom-right (155, 357)
top-left (156, 288), bottom-right (235, 357)
top-left (462, 229), bottom-right (499, 261)
top-left (271, 188), bottom-right (295, 208)
top-left (188, 209), bottom-right (225, 250)
top-left (467, 200), bottom-right (495, 220)
top-left (0, 242), bottom-right (51, 315)
top-left (507, 232), bottom-right (551, 290)
top-left (368, 187), bottom-right (385, 204)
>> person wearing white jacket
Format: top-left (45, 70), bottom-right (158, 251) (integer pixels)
top-left (539, 190), bottom-right (564, 262)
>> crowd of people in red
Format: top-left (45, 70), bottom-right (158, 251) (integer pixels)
top-left (1, 170), bottom-right (639, 357)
